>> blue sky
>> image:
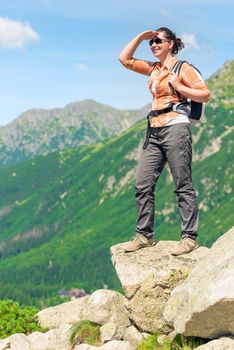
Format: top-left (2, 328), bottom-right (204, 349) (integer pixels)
top-left (0, 0), bottom-right (233, 125)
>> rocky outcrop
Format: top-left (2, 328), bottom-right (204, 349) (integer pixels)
top-left (111, 240), bottom-right (209, 333)
top-left (195, 337), bottom-right (234, 350)
top-left (164, 226), bottom-right (234, 339)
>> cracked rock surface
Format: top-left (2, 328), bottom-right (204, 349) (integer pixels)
top-left (111, 240), bottom-right (209, 333)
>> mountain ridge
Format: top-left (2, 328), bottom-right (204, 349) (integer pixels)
top-left (0, 99), bottom-right (150, 165)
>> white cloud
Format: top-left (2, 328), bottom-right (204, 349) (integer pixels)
top-left (181, 33), bottom-right (199, 49)
top-left (0, 17), bottom-right (39, 49)
top-left (73, 63), bottom-right (89, 71)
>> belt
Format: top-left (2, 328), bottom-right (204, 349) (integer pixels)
top-left (143, 106), bottom-right (173, 149)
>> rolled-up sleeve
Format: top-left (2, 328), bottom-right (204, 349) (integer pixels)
top-left (181, 62), bottom-right (208, 90)
top-left (121, 58), bottom-right (154, 76)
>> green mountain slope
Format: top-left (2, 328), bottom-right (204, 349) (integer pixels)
top-left (192, 60), bottom-right (234, 160)
top-left (0, 61), bottom-right (233, 307)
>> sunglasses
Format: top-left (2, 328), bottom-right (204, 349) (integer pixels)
top-left (149, 38), bottom-right (170, 46)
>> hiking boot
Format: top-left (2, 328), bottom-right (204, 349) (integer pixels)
top-left (122, 233), bottom-right (156, 252)
top-left (171, 237), bottom-right (199, 256)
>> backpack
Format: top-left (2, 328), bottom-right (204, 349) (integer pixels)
top-left (171, 60), bottom-right (205, 124)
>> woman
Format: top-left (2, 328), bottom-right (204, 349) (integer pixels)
top-left (118, 27), bottom-right (210, 255)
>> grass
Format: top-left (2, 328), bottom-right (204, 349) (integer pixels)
top-left (69, 320), bottom-right (101, 349)
top-left (137, 334), bottom-right (207, 350)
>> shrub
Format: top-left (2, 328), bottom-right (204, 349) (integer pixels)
top-left (0, 299), bottom-right (45, 339)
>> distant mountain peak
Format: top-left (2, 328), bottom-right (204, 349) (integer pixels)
top-left (0, 99), bottom-right (147, 165)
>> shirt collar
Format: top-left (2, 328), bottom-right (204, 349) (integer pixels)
top-left (164, 56), bottom-right (177, 70)
top-left (155, 56), bottom-right (177, 71)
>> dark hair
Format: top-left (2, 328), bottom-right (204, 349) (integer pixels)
top-left (156, 27), bottom-right (185, 55)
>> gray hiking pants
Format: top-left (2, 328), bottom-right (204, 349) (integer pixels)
top-left (135, 123), bottom-right (198, 239)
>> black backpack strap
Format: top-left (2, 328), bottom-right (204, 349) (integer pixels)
top-left (190, 64), bottom-right (202, 76)
top-left (170, 60), bottom-right (187, 101)
top-left (171, 60), bottom-right (203, 101)
top-left (171, 60), bottom-right (185, 74)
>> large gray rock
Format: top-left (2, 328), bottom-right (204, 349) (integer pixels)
top-left (164, 226), bottom-right (234, 339)
top-left (27, 324), bottom-right (71, 350)
top-left (195, 337), bottom-right (234, 350)
top-left (84, 289), bottom-right (131, 339)
top-left (100, 323), bottom-right (117, 343)
top-left (37, 296), bottom-right (89, 329)
top-left (74, 340), bottom-right (131, 350)
top-left (123, 325), bottom-right (143, 349)
top-left (0, 325), bottom-right (71, 350)
top-left (0, 334), bottom-right (30, 350)
top-left (111, 240), bottom-right (208, 333)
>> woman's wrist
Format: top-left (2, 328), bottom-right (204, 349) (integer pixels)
top-left (176, 83), bottom-right (184, 93)
top-left (176, 84), bottom-right (210, 103)
top-left (134, 34), bottom-right (145, 44)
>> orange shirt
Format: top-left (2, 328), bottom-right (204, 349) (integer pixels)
top-left (122, 56), bottom-right (208, 127)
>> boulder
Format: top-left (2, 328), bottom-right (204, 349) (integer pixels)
top-left (74, 340), bottom-right (131, 350)
top-left (195, 337), bottom-right (234, 350)
top-left (164, 226), bottom-right (234, 339)
top-left (37, 296), bottom-right (89, 329)
top-left (100, 323), bottom-right (117, 343)
top-left (111, 240), bottom-right (208, 333)
top-left (0, 334), bottom-right (30, 350)
top-left (27, 324), bottom-right (71, 350)
top-left (123, 325), bottom-right (143, 349)
top-left (0, 325), bottom-right (72, 350)
top-left (84, 289), bottom-right (130, 339)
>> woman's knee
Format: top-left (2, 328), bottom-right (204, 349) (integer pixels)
top-left (135, 178), bottom-right (155, 196)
